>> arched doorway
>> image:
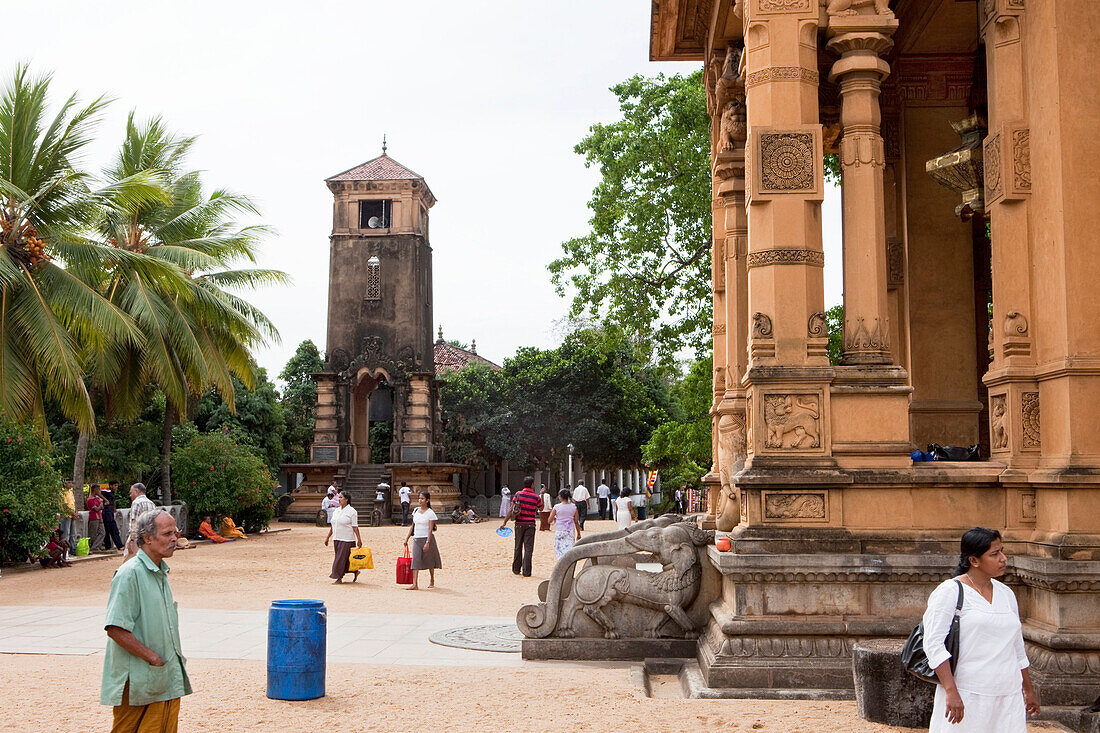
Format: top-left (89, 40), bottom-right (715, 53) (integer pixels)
top-left (350, 368), bottom-right (394, 464)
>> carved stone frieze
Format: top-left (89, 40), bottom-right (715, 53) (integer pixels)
top-left (713, 323), bottom-right (727, 335)
top-left (721, 635), bottom-right (854, 658)
top-left (840, 132), bottom-right (885, 168)
top-left (717, 568), bottom-right (956, 584)
top-left (807, 311), bottom-right (827, 338)
top-left (990, 394), bottom-right (1008, 450)
top-left (826, 0), bottom-right (892, 17)
top-left (984, 131), bottom-right (1003, 201)
top-left (1021, 391), bottom-right (1040, 448)
top-left (842, 316), bottom-right (890, 353)
top-left (886, 238), bottom-right (904, 285)
top-left (747, 248), bottom-right (826, 268)
top-left (756, 0), bottom-right (812, 12)
top-left (1012, 128), bottom-right (1031, 191)
top-left (752, 312), bottom-right (774, 339)
top-left (746, 67), bottom-right (819, 87)
top-left (763, 394), bottom-right (821, 449)
top-left (1020, 491), bottom-right (1036, 521)
top-left (764, 491), bottom-right (826, 519)
top-left (887, 57), bottom-right (975, 108)
top-left (1024, 645), bottom-right (1100, 676)
top-left (759, 132), bottom-right (816, 191)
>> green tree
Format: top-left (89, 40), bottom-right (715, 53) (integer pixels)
top-left (826, 304), bottom-right (844, 366)
top-left (0, 414), bottom-right (65, 563)
top-left (0, 66), bottom-right (162, 446)
top-left (85, 114), bottom-right (287, 501)
top-left (642, 356), bottom-right (713, 489)
top-left (279, 339), bottom-right (323, 464)
top-left (171, 429), bottom-right (277, 533)
top-left (549, 72), bottom-right (712, 359)
top-left (195, 369), bottom-right (285, 471)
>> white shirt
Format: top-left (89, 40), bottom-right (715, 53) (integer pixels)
top-left (921, 578), bottom-right (1028, 696)
top-left (541, 494), bottom-right (553, 511)
top-left (614, 496), bottom-right (633, 529)
top-left (128, 495), bottom-right (156, 533)
top-left (572, 485), bottom-right (590, 502)
top-left (412, 508), bottom-right (438, 538)
top-left (399, 486), bottom-right (411, 503)
top-left (596, 483), bottom-right (610, 499)
top-left (321, 495), bottom-right (338, 522)
top-left (329, 505), bottom-right (358, 542)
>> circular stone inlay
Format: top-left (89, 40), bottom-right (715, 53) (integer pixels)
top-left (428, 624), bottom-right (523, 653)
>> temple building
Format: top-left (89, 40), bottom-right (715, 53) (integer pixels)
top-left (283, 148), bottom-right (465, 522)
top-left (617, 0), bottom-right (1096, 709)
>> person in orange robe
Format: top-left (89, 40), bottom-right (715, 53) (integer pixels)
top-left (198, 516), bottom-right (230, 543)
top-left (220, 516), bottom-right (248, 539)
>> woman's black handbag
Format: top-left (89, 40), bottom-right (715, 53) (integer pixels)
top-left (902, 579), bottom-right (964, 683)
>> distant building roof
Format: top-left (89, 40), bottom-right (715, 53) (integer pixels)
top-left (326, 153), bottom-right (425, 182)
top-left (434, 328), bottom-right (500, 374)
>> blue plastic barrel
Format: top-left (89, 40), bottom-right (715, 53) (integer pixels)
top-left (267, 599), bottom-right (326, 700)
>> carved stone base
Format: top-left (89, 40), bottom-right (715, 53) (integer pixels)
top-left (522, 637), bottom-right (697, 661)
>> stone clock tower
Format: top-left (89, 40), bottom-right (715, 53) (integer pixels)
top-left (285, 147), bottom-right (463, 521)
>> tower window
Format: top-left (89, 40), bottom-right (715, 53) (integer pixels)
top-left (366, 256), bottom-right (381, 301)
top-left (359, 199), bottom-right (392, 229)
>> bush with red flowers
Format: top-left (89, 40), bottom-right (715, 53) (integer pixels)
top-left (0, 415), bottom-right (65, 564)
top-left (171, 429), bottom-right (276, 533)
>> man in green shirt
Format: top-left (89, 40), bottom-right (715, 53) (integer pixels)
top-left (101, 509), bottom-right (192, 732)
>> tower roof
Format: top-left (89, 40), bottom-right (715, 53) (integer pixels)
top-left (326, 153), bottom-right (425, 183)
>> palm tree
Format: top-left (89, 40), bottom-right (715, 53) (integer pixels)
top-left (83, 114), bottom-right (287, 502)
top-left (0, 66), bottom-right (165, 510)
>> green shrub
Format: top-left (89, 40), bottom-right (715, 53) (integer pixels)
top-left (0, 416), bottom-right (65, 563)
top-left (171, 429), bottom-right (276, 534)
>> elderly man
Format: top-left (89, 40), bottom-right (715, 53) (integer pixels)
top-left (101, 510), bottom-right (191, 732)
top-left (122, 483), bottom-right (157, 561)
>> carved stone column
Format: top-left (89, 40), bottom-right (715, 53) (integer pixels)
top-left (740, 0), bottom-right (831, 472)
top-left (827, 11), bottom-right (897, 365)
top-left (979, 0), bottom-right (1039, 473)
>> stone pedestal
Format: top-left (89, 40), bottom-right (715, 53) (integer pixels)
top-left (852, 639), bottom-right (933, 727)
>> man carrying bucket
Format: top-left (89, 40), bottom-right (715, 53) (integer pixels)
top-left (101, 510), bottom-right (192, 731)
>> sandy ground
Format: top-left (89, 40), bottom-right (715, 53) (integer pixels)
top-left (0, 520), bottom-right (1057, 732)
top-left (0, 519), bottom-right (563, 616)
top-left (4, 653), bottom-right (929, 733)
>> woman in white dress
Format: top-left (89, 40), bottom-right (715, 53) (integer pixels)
top-left (921, 527), bottom-right (1040, 732)
top-left (323, 491), bottom-right (362, 584)
top-left (498, 487), bottom-right (512, 518)
top-left (403, 491), bottom-right (441, 590)
top-left (614, 487), bottom-right (636, 530)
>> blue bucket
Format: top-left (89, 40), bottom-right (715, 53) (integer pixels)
top-left (266, 599), bottom-right (326, 700)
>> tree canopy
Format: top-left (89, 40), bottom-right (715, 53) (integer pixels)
top-left (278, 339), bottom-right (324, 464)
top-left (549, 72), bottom-right (712, 360)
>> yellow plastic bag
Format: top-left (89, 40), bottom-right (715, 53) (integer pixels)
top-left (348, 546), bottom-right (374, 571)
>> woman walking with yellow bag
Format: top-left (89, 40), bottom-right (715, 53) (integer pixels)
top-left (403, 491), bottom-right (441, 590)
top-left (324, 491), bottom-right (363, 584)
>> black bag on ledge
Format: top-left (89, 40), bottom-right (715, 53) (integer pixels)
top-left (927, 443), bottom-right (981, 461)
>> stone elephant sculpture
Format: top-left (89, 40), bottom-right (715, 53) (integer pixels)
top-left (518, 519), bottom-right (714, 640)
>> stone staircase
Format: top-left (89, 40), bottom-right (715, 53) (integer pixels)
top-left (344, 464), bottom-right (392, 525)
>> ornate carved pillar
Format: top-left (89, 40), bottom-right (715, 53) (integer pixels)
top-left (741, 0), bottom-right (830, 471)
top-left (714, 42), bottom-right (749, 531)
top-left (827, 9), bottom-right (897, 365)
top-left (980, 0), bottom-right (1039, 473)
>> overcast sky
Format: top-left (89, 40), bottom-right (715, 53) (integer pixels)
top-left (11, 1), bottom-right (842, 381)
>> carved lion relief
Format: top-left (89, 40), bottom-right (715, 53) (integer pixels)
top-left (763, 394), bottom-right (821, 449)
top-left (990, 394), bottom-right (1008, 450)
top-left (826, 0), bottom-right (891, 16)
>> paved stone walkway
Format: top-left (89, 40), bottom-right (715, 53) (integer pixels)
top-left (0, 606), bottom-right (535, 668)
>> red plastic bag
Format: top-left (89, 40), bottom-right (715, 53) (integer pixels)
top-left (396, 546), bottom-right (413, 585)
